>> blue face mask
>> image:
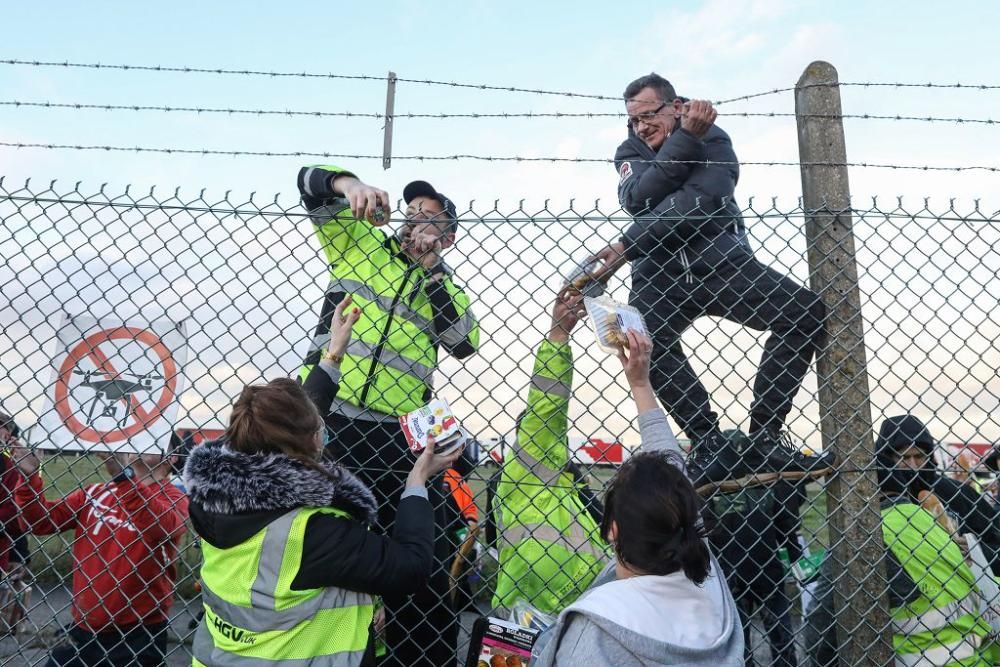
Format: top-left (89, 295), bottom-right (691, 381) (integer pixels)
top-left (321, 425), bottom-right (333, 449)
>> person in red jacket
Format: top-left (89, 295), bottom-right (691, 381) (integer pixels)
top-left (12, 446), bottom-right (188, 666)
top-left (0, 413), bottom-right (28, 575)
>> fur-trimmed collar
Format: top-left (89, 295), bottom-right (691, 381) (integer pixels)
top-left (183, 440), bottom-right (377, 523)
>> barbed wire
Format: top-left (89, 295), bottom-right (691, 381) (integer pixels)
top-left (841, 81), bottom-right (1000, 91)
top-left (393, 76), bottom-right (617, 100)
top-left (0, 58), bottom-right (388, 82)
top-left (0, 58), bottom-right (617, 101)
top-left (0, 59), bottom-right (797, 106)
top-left (0, 58), bottom-right (790, 104)
top-left (0, 100), bottom-right (383, 119)
top-left (720, 111), bottom-right (999, 124)
top-left (1, 140), bottom-right (998, 172)
top-left (1, 99), bottom-right (997, 125)
top-left (4, 58), bottom-right (1000, 104)
top-left (3, 194), bottom-right (994, 222)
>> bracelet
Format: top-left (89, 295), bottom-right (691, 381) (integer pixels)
top-left (322, 350), bottom-right (344, 364)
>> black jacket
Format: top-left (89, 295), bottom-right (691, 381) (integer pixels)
top-left (614, 124), bottom-right (746, 280)
top-left (876, 414), bottom-right (1000, 574)
top-left (704, 482), bottom-right (803, 601)
top-left (184, 364), bottom-right (435, 599)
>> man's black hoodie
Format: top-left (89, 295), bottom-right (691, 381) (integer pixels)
top-left (876, 414), bottom-right (1000, 575)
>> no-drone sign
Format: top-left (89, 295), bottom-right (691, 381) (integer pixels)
top-left (39, 316), bottom-right (188, 453)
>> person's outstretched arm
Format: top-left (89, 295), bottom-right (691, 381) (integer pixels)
top-left (616, 330), bottom-right (683, 460)
top-left (11, 449), bottom-right (84, 535)
top-left (511, 287), bottom-right (586, 479)
top-left (302, 295), bottom-right (361, 415)
top-left (297, 165), bottom-right (391, 264)
top-left (294, 436), bottom-right (465, 596)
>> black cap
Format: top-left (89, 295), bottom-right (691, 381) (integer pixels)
top-left (402, 180), bottom-right (457, 224)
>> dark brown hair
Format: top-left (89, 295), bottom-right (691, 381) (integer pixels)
top-left (226, 378), bottom-right (332, 477)
top-left (601, 450), bottom-right (711, 585)
top-left (623, 73), bottom-right (677, 103)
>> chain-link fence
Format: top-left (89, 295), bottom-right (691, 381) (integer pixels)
top-left (1, 172), bottom-right (998, 665)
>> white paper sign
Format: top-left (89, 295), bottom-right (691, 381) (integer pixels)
top-left (38, 315), bottom-right (188, 454)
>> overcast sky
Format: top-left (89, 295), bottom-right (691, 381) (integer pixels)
top-left (1, 0), bottom-right (998, 452)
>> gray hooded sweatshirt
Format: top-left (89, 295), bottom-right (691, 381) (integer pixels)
top-left (533, 409), bottom-right (745, 667)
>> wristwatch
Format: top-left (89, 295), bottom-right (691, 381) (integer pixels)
top-left (322, 350), bottom-right (344, 364)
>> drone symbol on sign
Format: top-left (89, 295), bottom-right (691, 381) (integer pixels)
top-left (70, 368), bottom-right (164, 427)
top-left (54, 326), bottom-right (179, 444)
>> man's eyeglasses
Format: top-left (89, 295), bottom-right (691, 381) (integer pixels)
top-left (627, 102), bottom-right (668, 130)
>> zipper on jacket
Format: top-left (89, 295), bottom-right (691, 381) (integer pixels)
top-left (358, 263), bottom-right (418, 408)
top-left (679, 248), bottom-right (694, 284)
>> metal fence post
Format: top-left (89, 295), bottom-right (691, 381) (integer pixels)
top-left (795, 60), bottom-right (894, 665)
top-left (382, 70), bottom-right (397, 170)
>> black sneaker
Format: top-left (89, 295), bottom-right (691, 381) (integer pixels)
top-left (687, 431), bottom-right (750, 495)
top-left (745, 428), bottom-right (837, 480)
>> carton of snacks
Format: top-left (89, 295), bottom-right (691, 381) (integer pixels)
top-left (465, 616), bottom-right (538, 667)
top-left (399, 398), bottom-right (467, 456)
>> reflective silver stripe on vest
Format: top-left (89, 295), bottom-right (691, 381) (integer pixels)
top-left (201, 582), bottom-right (366, 634)
top-left (502, 522), bottom-right (607, 561)
top-left (510, 442), bottom-right (563, 485)
top-left (301, 167), bottom-right (317, 196)
top-left (195, 508), bottom-right (372, 666)
top-left (895, 633), bottom-right (981, 667)
top-left (438, 309), bottom-right (477, 349)
top-left (346, 339), bottom-right (435, 384)
top-left (193, 622), bottom-right (367, 667)
top-left (308, 335), bottom-right (436, 385)
top-left (328, 398), bottom-right (398, 422)
top-left (892, 595), bottom-right (980, 636)
top-left (327, 277), bottom-right (436, 336)
top-left (308, 333), bottom-right (332, 356)
top-left (249, 510), bottom-right (296, 610)
top-left (530, 374), bottom-right (571, 399)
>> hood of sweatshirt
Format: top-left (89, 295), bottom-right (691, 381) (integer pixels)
top-left (560, 556), bottom-right (741, 663)
top-left (876, 414), bottom-right (939, 497)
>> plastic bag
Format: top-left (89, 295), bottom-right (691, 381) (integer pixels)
top-left (584, 296), bottom-right (648, 353)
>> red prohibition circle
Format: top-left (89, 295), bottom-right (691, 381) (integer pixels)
top-left (53, 327), bottom-right (179, 443)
